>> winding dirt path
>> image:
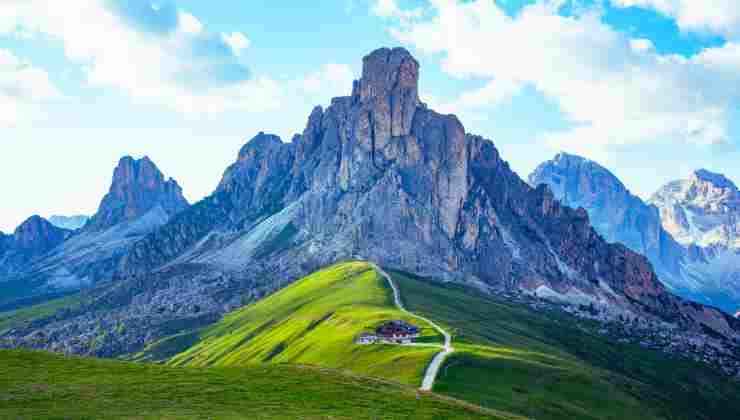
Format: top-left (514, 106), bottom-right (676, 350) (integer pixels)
top-left (369, 263), bottom-right (454, 392)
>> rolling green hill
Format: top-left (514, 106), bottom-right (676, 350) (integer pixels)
top-left (0, 349), bottom-right (512, 419)
top-left (167, 262), bottom-right (442, 386)
top-left (390, 270), bottom-right (740, 420)
top-left (163, 262), bottom-right (740, 420)
top-left (9, 261), bottom-right (740, 419)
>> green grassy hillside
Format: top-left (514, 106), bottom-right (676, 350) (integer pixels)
top-left (168, 262), bottom-right (441, 386)
top-left (160, 261), bottom-right (740, 419)
top-left (390, 271), bottom-right (740, 420)
top-left (0, 349), bottom-right (515, 419)
top-left (13, 261), bottom-right (737, 419)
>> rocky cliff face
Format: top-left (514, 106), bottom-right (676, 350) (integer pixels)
top-left (650, 170), bottom-right (740, 249)
top-left (85, 156), bottom-right (188, 232)
top-left (12, 216), bottom-right (71, 253)
top-left (650, 170), bottom-right (740, 312)
top-left (529, 153), bottom-right (687, 296)
top-left (0, 157), bottom-right (188, 308)
top-left (0, 216), bottom-right (71, 277)
top-left (6, 47), bottom-right (738, 356)
top-left (530, 156), bottom-right (740, 315)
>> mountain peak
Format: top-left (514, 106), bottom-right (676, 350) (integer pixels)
top-left (530, 152), bottom-right (629, 197)
top-left (552, 152), bottom-right (588, 165)
top-left (115, 155), bottom-right (157, 175)
top-left (650, 169), bottom-right (740, 250)
top-left (237, 132), bottom-right (284, 159)
top-left (357, 47), bottom-right (419, 104)
top-left (13, 215), bottom-right (69, 251)
top-left (85, 156), bottom-right (188, 232)
top-left (352, 47), bottom-right (420, 138)
top-left (691, 169), bottom-right (737, 190)
top-left (109, 45), bottom-right (740, 353)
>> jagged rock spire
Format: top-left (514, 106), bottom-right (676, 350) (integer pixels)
top-left (353, 47), bottom-right (420, 141)
top-left (85, 156), bottom-right (188, 232)
top-left (356, 47), bottom-right (419, 106)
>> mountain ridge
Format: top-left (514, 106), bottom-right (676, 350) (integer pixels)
top-left (650, 167), bottom-right (740, 313)
top-left (84, 156), bottom-right (188, 233)
top-left (528, 152), bottom-right (686, 284)
top-left (0, 156), bottom-right (188, 307)
top-left (530, 153), bottom-right (740, 315)
top-left (2, 47), bottom-right (738, 362)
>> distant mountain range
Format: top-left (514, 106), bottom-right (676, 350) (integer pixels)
top-left (1, 48), bottom-right (737, 358)
top-left (0, 156), bottom-right (187, 310)
top-left (0, 216), bottom-right (72, 278)
top-left (530, 153), bottom-right (740, 314)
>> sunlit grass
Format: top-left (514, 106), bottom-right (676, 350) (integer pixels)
top-left (0, 349), bottom-right (515, 419)
top-left (169, 262), bottom-right (441, 386)
top-left (391, 270), bottom-right (740, 420)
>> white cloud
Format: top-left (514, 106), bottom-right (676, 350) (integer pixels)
top-left (222, 32), bottom-right (250, 56)
top-left (613, 0), bottom-right (740, 39)
top-left (300, 62), bottom-right (354, 97)
top-left (630, 38), bottom-right (654, 53)
top-left (177, 11), bottom-right (203, 35)
top-left (383, 0), bottom-right (740, 157)
top-left (0, 48), bottom-right (60, 126)
top-left (0, 0), bottom-right (279, 114)
top-left (431, 78), bottom-right (522, 115)
top-left (372, 0), bottom-right (424, 23)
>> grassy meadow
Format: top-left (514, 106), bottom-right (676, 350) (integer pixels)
top-left (4, 261), bottom-right (740, 419)
top-left (391, 270), bottom-right (740, 420)
top-left (168, 262), bottom-right (442, 386)
top-left (0, 349), bottom-right (516, 419)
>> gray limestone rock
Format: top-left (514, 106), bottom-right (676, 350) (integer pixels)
top-left (6, 47), bottom-right (738, 357)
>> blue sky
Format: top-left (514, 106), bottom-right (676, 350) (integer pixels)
top-left (1, 0), bottom-right (740, 232)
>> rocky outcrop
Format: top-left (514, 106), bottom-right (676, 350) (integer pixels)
top-left (7, 47), bottom-right (738, 357)
top-left (85, 156), bottom-right (188, 232)
top-left (356, 46), bottom-right (420, 140)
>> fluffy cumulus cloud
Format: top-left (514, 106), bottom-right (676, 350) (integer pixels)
top-left (372, 0), bottom-right (425, 23)
top-left (299, 63), bottom-right (354, 98)
top-left (0, 49), bottom-right (59, 126)
top-left (221, 32), bottom-right (250, 56)
top-left (613, 0), bottom-right (740, 39)
top-left (431, 78), bottom-right (523, 116)
top-left (0, 0), bottom-right (279, 114)
top-left (381, 0), bottom-right (740, 156)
